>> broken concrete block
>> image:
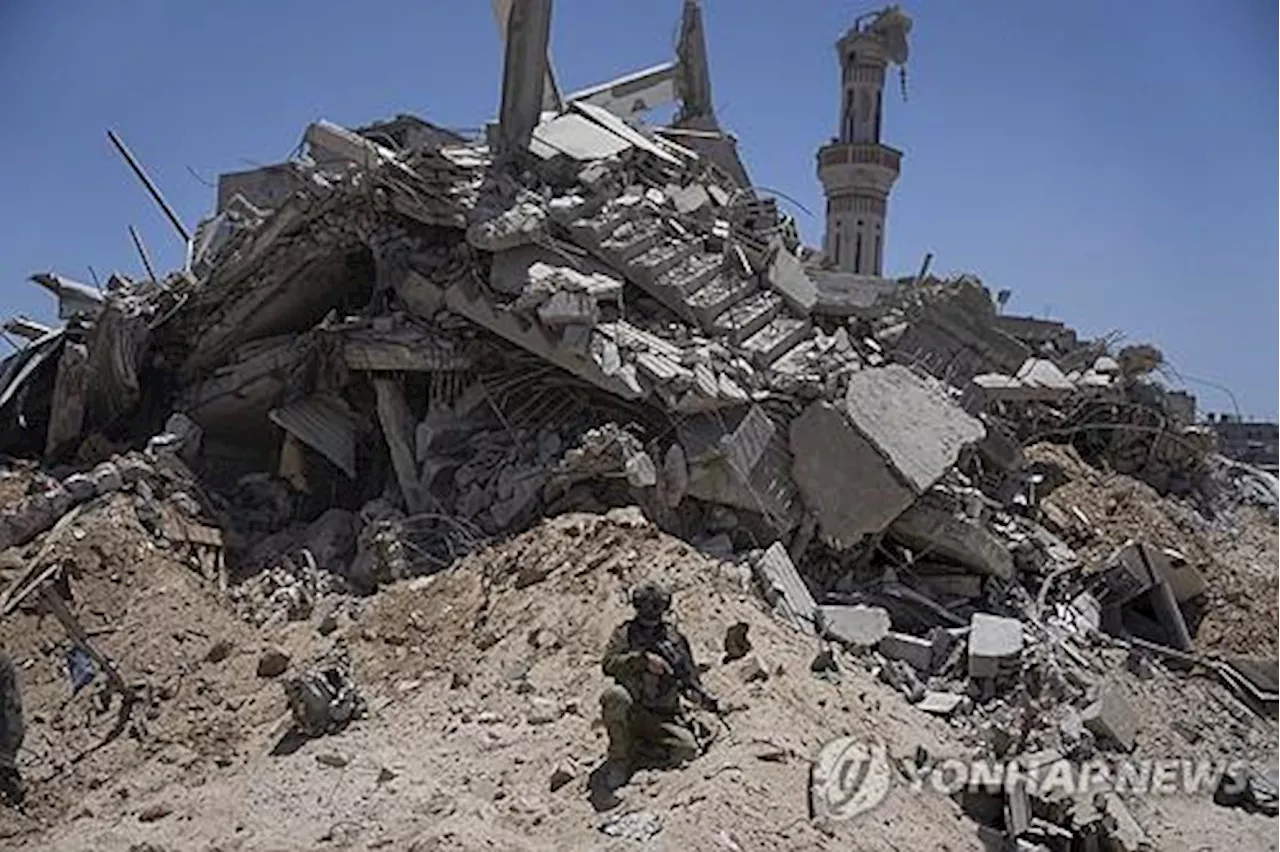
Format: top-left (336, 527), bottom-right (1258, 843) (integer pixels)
top-left (917, 690), bottom-right (965, 717)
top-left (257, 647), bottom-right (291, 679)
top-left (790, 366), bottom-right (985, 548)
top-left (1098, 540), bottom-right (1157, 605)
top-left (967, 614), bottom-right (1024, 679)
top-left (879, 659), bottom-right (925, 703)
top-left (879, 632), bottom-right (934, 673)
top-left (681, 405), bottom-right (801, 533)
top-left (1149, 547), bottom-right (1206, 603)
top-left (818, 604), bottom-right (890, 647)
top-left (1082, 686), bottom-right (1138, 752)
top-left (889, 495), bottom-right (1014, 580)
top-left (918, 572), bottom-right (984, 599)
top-left (751, 542), bottom-right (816, 631)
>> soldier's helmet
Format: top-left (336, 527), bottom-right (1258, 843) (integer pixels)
top-left (631, 581), bottom-right (671, 624)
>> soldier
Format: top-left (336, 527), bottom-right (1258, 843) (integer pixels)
top-left (0, 651), bottom-right (24, 805)
top-left (599, 581), bottom-right (718, 784)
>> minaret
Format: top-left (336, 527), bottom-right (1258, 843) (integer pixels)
top-left (816, 6), bottom-right (911, 276)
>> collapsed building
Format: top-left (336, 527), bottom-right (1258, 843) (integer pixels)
top-left (0, 2), bottom-right (1275, 848)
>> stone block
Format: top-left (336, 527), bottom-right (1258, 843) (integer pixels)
top-left (61, 474), bottom-right (97, 503)
top-left (1083, 686), bottom-right (1138, 752)
top-left (967, 613), bottom-right (1024, 679)
top-left (879, 632), bottom-right (934, 672)
top-left (818, 604), bottom-right (890, 647)
top-left (764, 246), bottom-right (817, 315)
top-left (790, 366), bottom-right (985, 549)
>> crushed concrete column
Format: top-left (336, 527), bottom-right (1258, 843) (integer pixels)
top-left (789, 365), bottom-right (985, 548)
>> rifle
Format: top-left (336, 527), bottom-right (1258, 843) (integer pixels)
top-left (652, 633), bottom-right (722, 716)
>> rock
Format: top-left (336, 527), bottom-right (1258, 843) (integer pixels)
top-left (204, 640), bottom-right (233, 664)
top-left (450, 671), bottom-right (472, 690)
top-left (738, 655), bottom-right (769, 684)
top-left (600, 809), bottom-right (663, 842)
top-left (257, 647), bottom-right (291, 678)
top-left (526, 697), bottom-right (561, 725)
top-left (316, 752), bottom-right (350, 769)
top-left (723, 622), bottom-right (751, 662)
top-left (967, 614), bottom-right (1023, 679)
top-left (549, 764), bottom-right (574, 792)
top-left (818, 604), bottom-right (890, 648)
top-left (376, 766), bottom-right (398, 784)
top-left (137, 803), bottom-right (172, 822)
top-left (810, 648), bottom-right (838, 673)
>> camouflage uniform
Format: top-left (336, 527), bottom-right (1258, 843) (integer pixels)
top-left (599, 584), bottom-right (709, 769)
top-left (0, 652), bottom-right (24, 803)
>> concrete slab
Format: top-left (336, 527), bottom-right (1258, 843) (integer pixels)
top-left (968, 613), bottom-right (1024, 679)
top-left (1083, 686), bottom-right (1139, 752)
top-left (790, 366), bottom-right (985, 549)
top-left (751, 542), bottom-right (816, 632)
top-left (818, 604), bottom-right (890, 647)
top-left (764, 247), bottom-right (817, 315)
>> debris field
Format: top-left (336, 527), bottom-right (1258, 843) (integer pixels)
top-left (0, 1), bottom-right (1275, 850)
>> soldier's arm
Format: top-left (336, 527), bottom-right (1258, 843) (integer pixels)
top-left (601, 624), bottom-right (646, 679)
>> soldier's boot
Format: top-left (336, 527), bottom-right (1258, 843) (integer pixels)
top-left (0, 766), bottom-right (24, 806)
top-left (599, 685), bottom-right (636, 788)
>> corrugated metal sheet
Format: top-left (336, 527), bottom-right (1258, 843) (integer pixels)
top-left (268, 393), bottom-right (357, 478)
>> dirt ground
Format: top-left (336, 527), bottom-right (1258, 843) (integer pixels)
top-left (0, 500), bottom-right (1274, 850)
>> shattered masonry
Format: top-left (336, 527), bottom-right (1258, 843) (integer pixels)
top-left (0, 2), bottom-right (1276, 849)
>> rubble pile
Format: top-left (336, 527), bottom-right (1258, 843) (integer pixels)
top-left (0, 1), bottom-right (1273, 848)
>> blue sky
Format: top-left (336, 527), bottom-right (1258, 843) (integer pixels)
top-left (1, 0), bottom-right (1275, 418)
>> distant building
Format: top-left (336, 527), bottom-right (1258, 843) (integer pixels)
top-left (1205, 414), bottom-right (1279, 472)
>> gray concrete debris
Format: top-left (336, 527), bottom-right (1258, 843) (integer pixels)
top-left (818, 604), bottom-right (890, 648)
top-left (879, 632), bottom-right (934, 673)
top-left (890, 493), bottom-right (1014, 580)
top-left (916, 690), bottom-right (965, 717)
top-left (1082, 686), bottom-right (1139, 752)
top-left (790, 365), bottom-right (986, 548)
top-left (751, 542), bottom-right (816, 632)
top-left (967, 614), bottom-right (1024, 679)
